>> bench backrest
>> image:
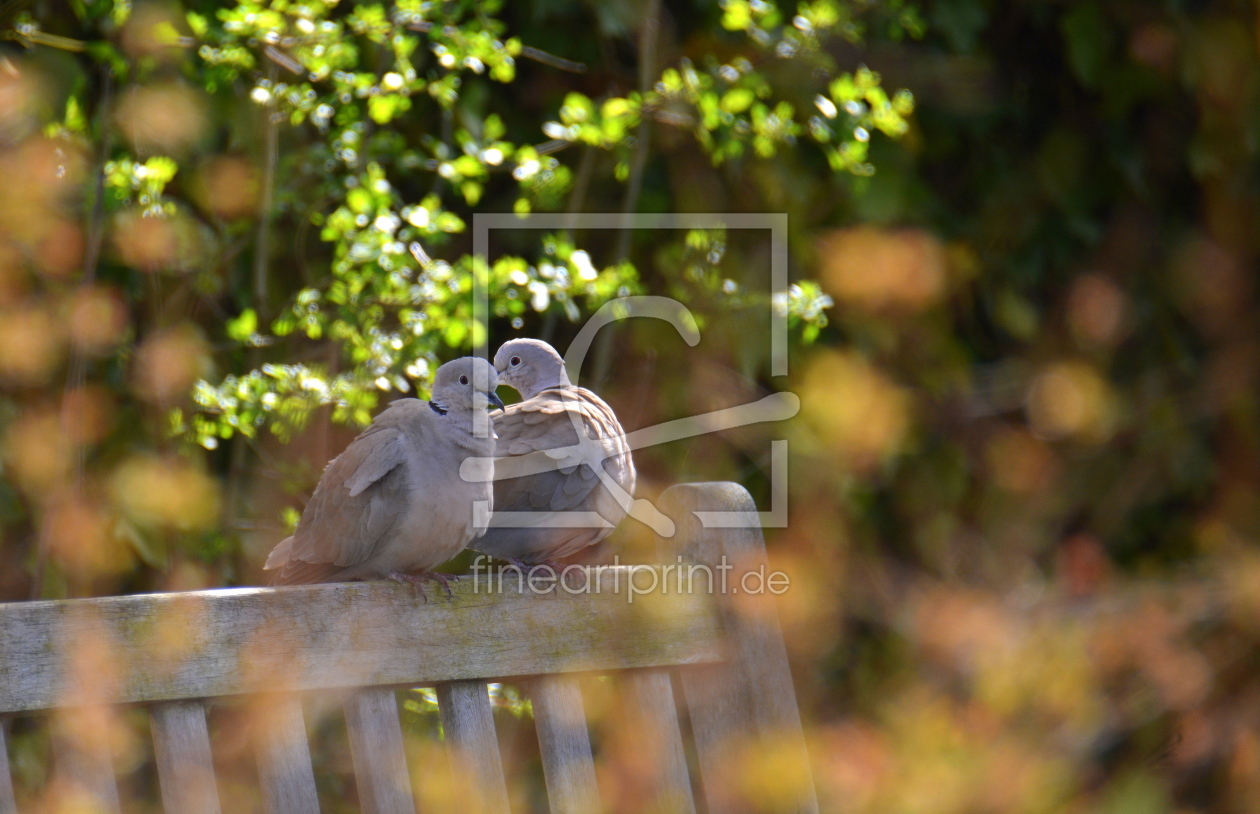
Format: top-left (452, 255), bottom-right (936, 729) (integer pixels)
top-left (0, 483), bottom-right (817, 814)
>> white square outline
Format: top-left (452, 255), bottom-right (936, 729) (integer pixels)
top-left (472, 213), bottom-right (789, 529)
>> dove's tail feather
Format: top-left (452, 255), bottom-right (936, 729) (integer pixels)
top-left (268, 558), bottom-right (349, 586)
top-left (264, 536), bottom-right (353, 585)
top-left (263, 536), bottom-right (293, 571)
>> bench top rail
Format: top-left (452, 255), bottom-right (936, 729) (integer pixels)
top-left (0, 566), bottom-right (723, 715)
top-left (0, 482), bottom-right (818, 814)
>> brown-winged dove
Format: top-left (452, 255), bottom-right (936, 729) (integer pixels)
top-left (264, 356), bottom-right (504, 588)
top-left (468, 338), bottom-right (636, 563)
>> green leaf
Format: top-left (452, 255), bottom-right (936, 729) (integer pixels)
top-left (602, 97), bottom-right (631, 119)
top-left (484, 114), bottom-right (505, 141)
top-left (720, 88), bottom-right (755, 114)
top-left (1060, 2), bottom-right (1111, 88)
top-left (722, 0), bottom-right (752, 31)
top-left (111, 0), bottom-right (131, 27)
top-left (226, 309), bottom-right (258, 342)
top-left (63, 96), bottom-right (87, 133)
top-left (186, 11), bottom-right (208, 38)
top-left (347, 188), bottom-right (373, 213)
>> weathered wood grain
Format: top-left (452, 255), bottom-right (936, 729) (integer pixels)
top-left (150, 700), bottom-right (222, 814)
top-left (660, 482), bottom-right (819, 814)
top-left (0, 481), bottom-right (821, 814)
top-left (0, 569), bottom-right (722, 714)
top-left (344, 688), bottom-right (415, 814)
top-left (253, 694), bottom-right (320, 814)
top-left (436, 681), bottom-right (510, 814)
top-left (675, 659), bottom-right (751, 814)
top-left (531, 675), bottom-right (601, 814)
top-left (51, 720), bottom-right (122, 814)
top-left (625, 670), bottom-right (697, 814)
top-left (0, 720), bottom-right (16, 814)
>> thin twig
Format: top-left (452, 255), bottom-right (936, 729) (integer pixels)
top-left (8, 27), bottom-right (86, 51)
top-left (62, 67), bottom-right (114, 476)
top-left (414, 139), bottom-right (573, 174)
top-left (254, 63), bottom-right (279, 320)
top-left (295, 206), bottom-right (314, 285)
top-left (197, 291), bottom-right (233, 324)
top-left (146, 270), bottom-right (165, 328)
top-left (10, 19), bottom-right (586, 74)
top-left (402, 22), bottom-right (585, 74)
top-left (264, 44), bottom-right (304, 76)
top-left (223, 62), bottom-right (280, 555)
top-left (562, 144), bottom-right (596, 235)
top-left (519, 46), bottom-right (586, 74)
top-left (614, 0), bottom-right (660, 263)
top-left (534, 138), bottom-right (572, 157)
top-left (595, 0), bottom-right (662, 388)
top-left (38, 68), bottom-right (114, 600)
top-left (648, 107), bottom-right (695, 127)
top-left (428, 105), bottom-right (454, 198)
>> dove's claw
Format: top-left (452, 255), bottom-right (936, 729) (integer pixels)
top-left (389, 570), bottom-right (428, 602)
top-left (429, 571), bottom-right (457, 598)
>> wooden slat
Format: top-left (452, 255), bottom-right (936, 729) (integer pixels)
top-left (625, 670), bottom-right (697, 814)
top-left (675, 660), bottom-right (748, 813)
top-left (51, 722), bottom-right (122, 814)
top-left (0, 720), bottom-right (16, 814)
top-left (343, 688), bottom-right (415, 814)
top-left (253, 694), bottom-right (320, 814)
top-left (150, 700), bottom-right (222, 814)
top-left (436, 681), bottom-right (510, 814)
top-left (660, 482), bottom-right (819, 814)
top-left (0, 570), bottom-right (722, 714)
top-left (531, 675), bottom-right (600, 814)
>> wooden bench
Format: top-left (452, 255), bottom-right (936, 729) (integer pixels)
top-left (0, 483), bottom-right (817, 814)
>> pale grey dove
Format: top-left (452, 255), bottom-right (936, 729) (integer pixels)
top-left (469, 338), bottom-right (636, 563)
top-left (264, 356), bottom-right (504, 589)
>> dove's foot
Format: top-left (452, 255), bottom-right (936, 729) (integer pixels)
top-left (502, 557), bottom-right (561, 574)
top-left (503, 557), bottom-right (533, 574)
top-left (388, 570), bottom-right (458, 601)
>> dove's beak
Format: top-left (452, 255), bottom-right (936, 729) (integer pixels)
top-left (486, 390), bottom-right (505, 410)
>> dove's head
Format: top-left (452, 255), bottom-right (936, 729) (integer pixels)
top-left (430, 357), bottom-right (505, 414)
top-left (494, 338), bottom-right (571, 399)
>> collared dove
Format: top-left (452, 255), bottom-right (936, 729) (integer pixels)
top-left (468, 338), bottom-right (636, 563)
top-left (264, 356), bottom-right (505, 589)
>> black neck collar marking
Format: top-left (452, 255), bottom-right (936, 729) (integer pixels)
top-left (428, 400), bottom-right (447, 415)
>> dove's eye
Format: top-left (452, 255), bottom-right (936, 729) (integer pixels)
top-left (459, 375), bottom-right (469, 385)
top-left (510, 356), bottom-right (521, 367)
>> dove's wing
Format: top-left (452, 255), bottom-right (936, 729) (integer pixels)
top-left (267, 410), bottom-right (411, 584)
top-left (493, 387), bottom-right (635, 514)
